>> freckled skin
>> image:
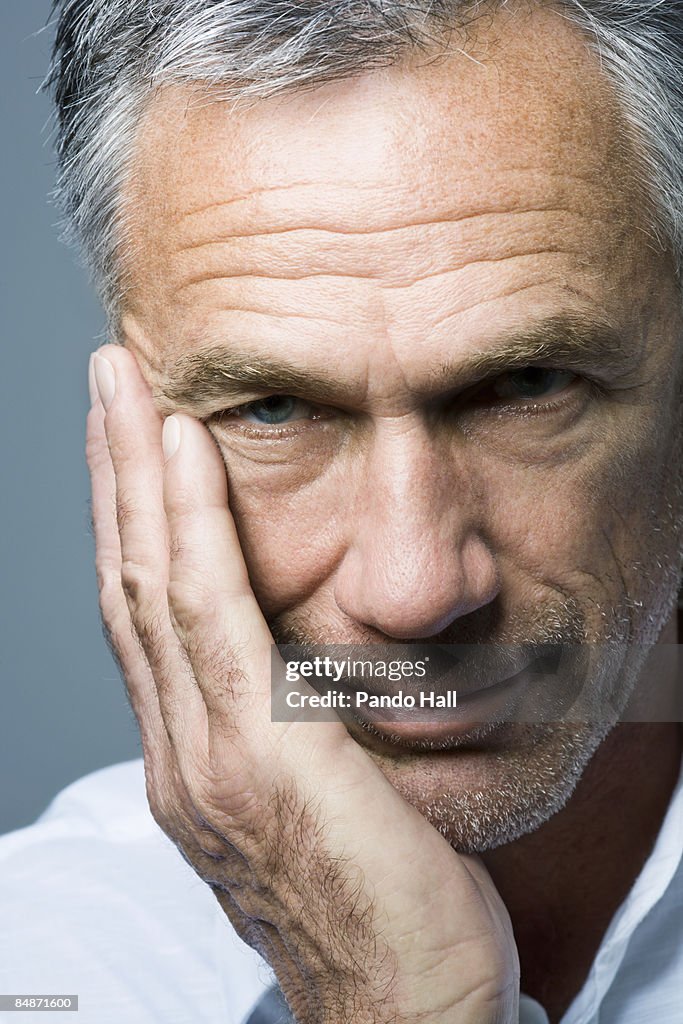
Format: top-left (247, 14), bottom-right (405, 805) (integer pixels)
top-left (118, 5), bottom-right (682, 1018)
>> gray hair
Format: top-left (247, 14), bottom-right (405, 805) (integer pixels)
top-left (46, 0), bottom-right (683, 325)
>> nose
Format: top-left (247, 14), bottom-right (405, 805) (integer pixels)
top-left (333, 422), bottom-right (500, 640)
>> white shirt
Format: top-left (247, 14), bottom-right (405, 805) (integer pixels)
top-left (0, 757), bottom-right (681, 1024)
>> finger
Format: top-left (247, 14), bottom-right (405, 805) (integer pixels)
top-left (161, 412), bottom-right (351, 774)
top-left (89, 349), bottom-right (215, 828)
top-left (92, 346), bottom-right (208, 746)
top-left (87, 368), bottom-right (169, 757)
top-left (161, 411), bottom-right (274, 726)
top-left (87, 368), bottom-right (201, 827)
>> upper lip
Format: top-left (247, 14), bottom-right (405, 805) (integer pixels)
top-left (333, 647), bottom-right (542, 702)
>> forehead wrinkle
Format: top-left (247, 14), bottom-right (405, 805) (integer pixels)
top-left (176, 203), bottom-right (583, 251)
top-left (172, 192), bottom-right (610, 256)
top-left (169, 204), bottom-right (604, 298)
top-left (174, 178), bottom-right (390, 228)
top-left (173, 247), bottom-right (574, 296)
top-left (168, 160), bottom-right (614, 256)
top-left (204, 304), bottom-right (351, 329)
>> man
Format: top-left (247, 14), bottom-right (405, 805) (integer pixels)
top-left (1, 1), bottom-right (682, 1022)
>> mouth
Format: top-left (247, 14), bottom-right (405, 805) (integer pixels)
top-left (339, 656), bottom-right (546, 752)
top-left (272, 640), bottom-right (572, 750)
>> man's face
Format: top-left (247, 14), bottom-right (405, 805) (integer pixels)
top-left (120, 4), bottom-right (683, 851)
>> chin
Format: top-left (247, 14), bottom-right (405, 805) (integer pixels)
top-left (354, 720), bottom-right (612, 853)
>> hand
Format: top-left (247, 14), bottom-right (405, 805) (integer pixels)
top-left (87, 344), bottom-right (520, 1024)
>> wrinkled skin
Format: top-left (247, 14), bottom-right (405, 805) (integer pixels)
top-left (88, 4), bottom-right (683, 1022)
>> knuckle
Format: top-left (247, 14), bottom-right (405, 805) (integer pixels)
top-left (120, 557), bottom-right (158, 607)
top-left (96, 594), bottom-right (133, 665)
top-left (192, 819), bottom-right (237, 863)
top-left (144, 768), bottom-right (238, 875)
top-left (166, 577), bottom-right (214, 634)
top-left (97, 568), bottom-right (124, 611)
top-left (190, 760), bottom-right (261, 833)
top-left (85, 426), bottom-right (109, 472)
top-left (187, 794), bottom-right (250, 867)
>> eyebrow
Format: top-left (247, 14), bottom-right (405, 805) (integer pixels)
top-left (157, 313), bottom-right (629, 415)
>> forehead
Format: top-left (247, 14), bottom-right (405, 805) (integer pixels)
top-left (129, 4), bottom-right (631, 233)
top-left (123, 2), bottom-right (657, 375)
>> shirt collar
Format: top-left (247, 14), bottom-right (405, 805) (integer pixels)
top-left (560, 741), bottom-right (683, 1023)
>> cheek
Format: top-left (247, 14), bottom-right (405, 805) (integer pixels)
top-left (225, 459), bottom-right (351, 618)
top-left (479, 402), bottom-right (679, 618)
top-left (482, 461), bottom-right (610, 590)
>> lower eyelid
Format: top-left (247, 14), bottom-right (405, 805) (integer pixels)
top-left (503, 383), bottom-right (594, 419)
top-left (468, 386), bottom-right (566, 411)
top-left (241, 411), bottom-right (326, 429)
top-left (209, 416), bottom-right (326, 441)
top-left (464, 381), bottom-right (590, 425)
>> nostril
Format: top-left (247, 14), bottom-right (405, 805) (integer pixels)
top-left (333, 529), bottom-right (500, 641)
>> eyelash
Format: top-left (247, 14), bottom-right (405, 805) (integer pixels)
top-left (470, 375), bottom-right (585, 416)
top-left (209, 406), bottom-right (330, 440)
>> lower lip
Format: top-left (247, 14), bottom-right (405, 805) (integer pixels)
top-left (343, 669), bottom-right (530, 746)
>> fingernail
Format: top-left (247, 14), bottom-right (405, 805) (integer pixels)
top-left (162, 415), bottom-right (181, 461)
top-left (93, 355), bottom-right (116, 410)
top-left (88, 353), bottom-right (99, 406)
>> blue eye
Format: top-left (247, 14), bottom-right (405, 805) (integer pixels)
top-left (491, 368), bottom-right (576, 401)
top-left (240, 395), bottom-right (312, 425)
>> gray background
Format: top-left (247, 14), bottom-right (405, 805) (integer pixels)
top-left (1, 2), bottom-right (141, 835)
